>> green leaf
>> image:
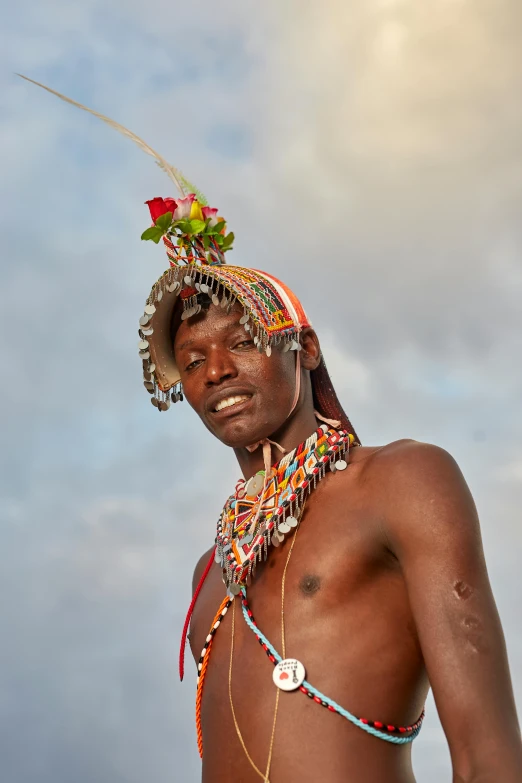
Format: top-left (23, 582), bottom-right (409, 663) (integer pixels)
top-left (189, 219), bottom-right (206, 234)
top-left (213, 221), bottom-right (226, 235)
top-left (222, 231), bottom-right (235, 249)
top-left (141, 226), bottom-right (164, 244)
top-left (155, 212), bottom-right (173, 231)
top-left (214, 234), bottom-right (224, 246)
top-left (177, 219), bottom-right (192, 234)
top-left (203, 234), bottom-right (210, 250)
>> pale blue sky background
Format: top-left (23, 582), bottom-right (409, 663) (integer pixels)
top-left (1, 1), bottom-right (521, 781)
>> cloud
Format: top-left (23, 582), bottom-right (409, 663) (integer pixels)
top-left (501, 461), bottom-right (522, 483)
top-left (1, 1), bottom-right (521, 782)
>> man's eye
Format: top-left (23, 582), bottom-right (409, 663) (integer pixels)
top-left (234, 339), bottom-right (254, 350)
top-left (185, 359), bottom-right (203, 372)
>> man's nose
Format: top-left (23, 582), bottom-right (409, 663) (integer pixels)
top-left (204, 348), bottom-right (238, 386)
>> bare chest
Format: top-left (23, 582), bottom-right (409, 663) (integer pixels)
top-left (188, 474), bottom-right (428, 782)
top-left (190, 473), bottom-right (387, 656)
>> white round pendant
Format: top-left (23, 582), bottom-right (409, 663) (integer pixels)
top-left (273, 658), bottom-right (306, 691)
top-left (245, 473), bottom-right (264, 497)
top-left (335, 459), bottom-right (347, 471)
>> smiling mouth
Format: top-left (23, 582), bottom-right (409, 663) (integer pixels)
top-left (213, 394), bottom-right (252, 413)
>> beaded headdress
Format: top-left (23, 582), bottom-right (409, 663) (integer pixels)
top-left (19, 74), bottom-right (360, 444)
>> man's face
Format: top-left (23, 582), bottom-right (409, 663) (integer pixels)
top-left (173, 302), bottom-right (297, 448)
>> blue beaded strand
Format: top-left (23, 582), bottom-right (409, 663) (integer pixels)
top-left (240, 588), bottom-right (422, 745)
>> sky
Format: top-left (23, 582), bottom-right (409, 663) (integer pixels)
top-left (1, 0), bottom-right (521, 781)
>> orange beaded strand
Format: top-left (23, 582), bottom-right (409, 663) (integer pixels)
top-left (195, 596), bottom-right (232, 757)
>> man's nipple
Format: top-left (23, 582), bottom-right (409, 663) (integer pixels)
top-left (300, 574), bottom-right (321, 596)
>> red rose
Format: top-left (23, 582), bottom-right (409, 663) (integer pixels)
top-left (145, 197), bottom-right (178, 222)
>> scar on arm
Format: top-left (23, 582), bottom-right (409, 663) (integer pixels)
top-left (453, 580), bottom-right (473, 600)
top-left (453, 581), bottom-right (488, 653)
top-left (461, 615), bottom-right (488, 654)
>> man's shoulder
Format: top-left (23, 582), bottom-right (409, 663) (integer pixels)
top-left (349, 438), bottom-right (465, 504)
top-left (352, 438), bottom-right (457, 476)
top-left (349, 438), bottom-right (476, 544)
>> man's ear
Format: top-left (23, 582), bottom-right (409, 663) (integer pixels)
top-left (300, 328), bottom-right (322, 371)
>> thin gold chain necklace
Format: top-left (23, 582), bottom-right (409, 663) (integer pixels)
top-left (228, 509), bottom-right (301, 782)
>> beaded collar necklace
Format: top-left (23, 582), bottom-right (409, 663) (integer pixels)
top-left (215, 424), bottom-right (353, 596)
top-left (179, 423), bottom-right (353, 681)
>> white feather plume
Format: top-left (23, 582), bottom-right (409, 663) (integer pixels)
top-left (17, 73), bottom-right (188, 197)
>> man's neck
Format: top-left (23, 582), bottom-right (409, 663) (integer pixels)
top-left (233, 406), bottom-right (321, 479)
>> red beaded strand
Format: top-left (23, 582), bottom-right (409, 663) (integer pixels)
top-left (179, 548), bottom-right (216, 681)
top-left (241, 594), bottom-right (425, 736)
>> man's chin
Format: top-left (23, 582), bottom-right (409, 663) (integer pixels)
top-left (205, 416), bottom-right (274, 450)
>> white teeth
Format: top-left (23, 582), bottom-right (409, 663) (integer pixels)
top-left (215, 395), bottom-right (249, 412)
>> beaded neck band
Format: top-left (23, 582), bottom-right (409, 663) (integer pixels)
top-left (216, 425), bottom-right (353, 594)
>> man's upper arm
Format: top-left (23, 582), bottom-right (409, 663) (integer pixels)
top-left (381, 442), bottom-right (522, 777)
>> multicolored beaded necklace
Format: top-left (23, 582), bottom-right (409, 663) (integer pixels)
top-left (215, 424), bottom-right (352, 594)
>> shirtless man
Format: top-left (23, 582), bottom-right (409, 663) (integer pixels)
top-left (21, 73), bottom-right (522, 783)
top-left (179, 302), bottom-right (522, 782)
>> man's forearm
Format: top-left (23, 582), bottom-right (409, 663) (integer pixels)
top-left (453, 739), bottom-right (522, 783)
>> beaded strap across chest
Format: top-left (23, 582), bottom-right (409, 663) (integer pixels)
top-left (239, 587), bottom-right (425, 745)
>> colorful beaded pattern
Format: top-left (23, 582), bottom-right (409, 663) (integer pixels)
top-left (240, 589), bottom-right (425, 745)
top-left (214, 266), bottom-right (296, 337)
top-left (162, 232), bottom-right (226, 268)
top-left (195, 596), bottom-right (232, 758)
top-left (216, 426), bottom-right (352, 590)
